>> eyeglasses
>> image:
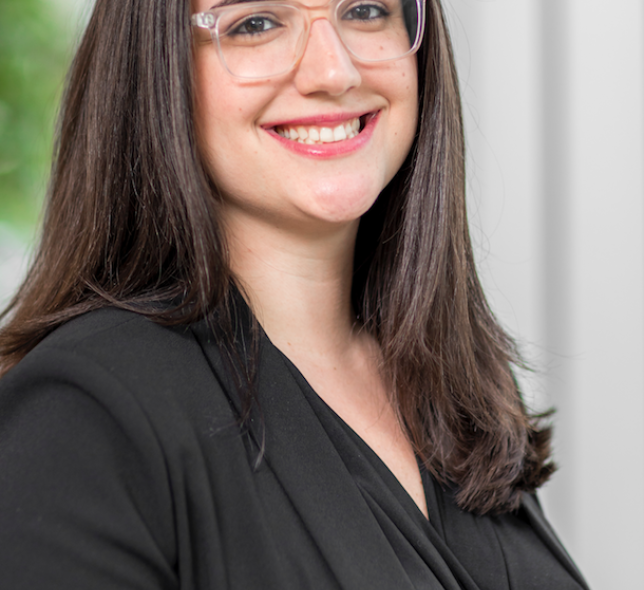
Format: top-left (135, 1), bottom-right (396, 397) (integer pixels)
top-left (191, 0), bottom-right (425, 80)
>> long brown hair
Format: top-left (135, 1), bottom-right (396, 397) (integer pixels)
top-left (0, 0), bottom-right (554, 514)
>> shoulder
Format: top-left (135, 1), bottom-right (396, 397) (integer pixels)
top-left (0, 308), bottom-right (236, 588)
top-left (0, 307), bottom-right (247, 515)
top-left (4, 308), bottom-right (207, 396)
top-left (34, 307), bottom-right (199, 371)
top-left (0, 308), bottom-right (237, 450)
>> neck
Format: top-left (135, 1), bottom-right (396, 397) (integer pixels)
top-left (225, 212), bottom-right (360, 358)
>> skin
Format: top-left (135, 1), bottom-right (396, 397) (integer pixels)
top-left (192, 0), bottom-right (428, 517)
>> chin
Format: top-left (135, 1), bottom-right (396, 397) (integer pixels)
top-left (298, 174), bottom-right (385, 224)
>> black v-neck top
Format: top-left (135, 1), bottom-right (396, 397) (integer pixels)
top-left (0, 307), bottom-right (590, 590)
top-left (292, 365), bottom-right (586, 590)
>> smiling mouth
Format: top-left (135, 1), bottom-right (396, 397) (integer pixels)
top-left (273, 115), bottom-right (368, 145)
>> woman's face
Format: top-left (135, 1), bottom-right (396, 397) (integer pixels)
top-left (192, 0), bottom-right (419, 235)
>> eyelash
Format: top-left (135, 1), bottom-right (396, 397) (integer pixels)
top-left (228, 14), bottom-right (282, 37)
top-left (224, 0), bottom-right (391, 38)
top-left (341, 3), bottom-right (390, 21)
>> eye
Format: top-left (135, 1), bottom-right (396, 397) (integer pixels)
top-left (342, 3), bottom-right (389, 21)
top-left (228, 14), bottom-right (281, 36)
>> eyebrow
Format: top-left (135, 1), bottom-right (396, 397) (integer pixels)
top-left (210, 0), bottom-right (270, 8)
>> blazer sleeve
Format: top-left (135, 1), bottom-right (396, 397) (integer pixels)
top-left (0, 347), bottom-right (178, 590)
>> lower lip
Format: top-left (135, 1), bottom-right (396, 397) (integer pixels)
top-left (265, 111), bottom-right (380, 159)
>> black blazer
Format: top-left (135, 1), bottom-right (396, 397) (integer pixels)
top-left (0, 307), bottom-right (589, 590)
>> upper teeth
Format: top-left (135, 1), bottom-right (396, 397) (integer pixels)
top-left (275, 118), bottom-right (361, 144)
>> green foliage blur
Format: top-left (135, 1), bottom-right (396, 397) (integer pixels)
top-left (0, 0), bottom-right (74, 238)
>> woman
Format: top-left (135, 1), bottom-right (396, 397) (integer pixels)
top-left (0, 0), bottom-right (589, 588)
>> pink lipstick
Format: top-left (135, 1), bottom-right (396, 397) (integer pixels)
top-left (263, 111), bottom-right (379, 159)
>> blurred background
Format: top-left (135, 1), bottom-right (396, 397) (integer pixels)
top-left (0, 0), bottom-right (642, 588)
top-left (0, 0), bottom-right (91, 304)
top-left (447, 1), bottom-right (643, 588)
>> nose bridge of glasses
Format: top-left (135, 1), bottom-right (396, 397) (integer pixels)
top-left (294, 17), bottom-right (361, 95)
top-left (299, 0), bottom-right (355, 61)
top-left (300, 0), bottom-right (340, 27)
top-left (300, 15), bottom-right (352, 66)
top-left (301, 0), bottom-right (341, 14)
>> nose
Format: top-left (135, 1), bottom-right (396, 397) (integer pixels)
top-left (293, 19), bottom-right (361, 96)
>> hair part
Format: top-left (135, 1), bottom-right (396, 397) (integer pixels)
top-left (0, 0), bottom-right (554, 514)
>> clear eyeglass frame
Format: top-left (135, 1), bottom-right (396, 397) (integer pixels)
top-left (191, 0), bottom-right (425, 80)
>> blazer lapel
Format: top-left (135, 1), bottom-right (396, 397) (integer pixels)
top-left (521, 494), bottom-right (590, 590)
top-left (192, 312), bottom-right (464, 590)
top-left (190, 299), bottom-right (585, 590)
top-left (257, 341), bottom-right (470, 590)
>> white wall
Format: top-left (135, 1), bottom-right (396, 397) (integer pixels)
top-left (446, 1), bottom-right (644, 588)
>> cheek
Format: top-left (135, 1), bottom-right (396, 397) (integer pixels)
top-left (396, 60), bottom-right (419, 141)
top-left (193, 54), bottom-right (224, 159)
top-left (366, 56), bottom-right (418, 163)
top-left (193, 63), bottom-right (250, 183)
top-left (382, 68), bottom-right (419, 183)
top-left (193, 53), bottom-right (281, 181)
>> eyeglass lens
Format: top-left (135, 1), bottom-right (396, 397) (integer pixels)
top-left (212, 0), bottom-right (421, 79)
